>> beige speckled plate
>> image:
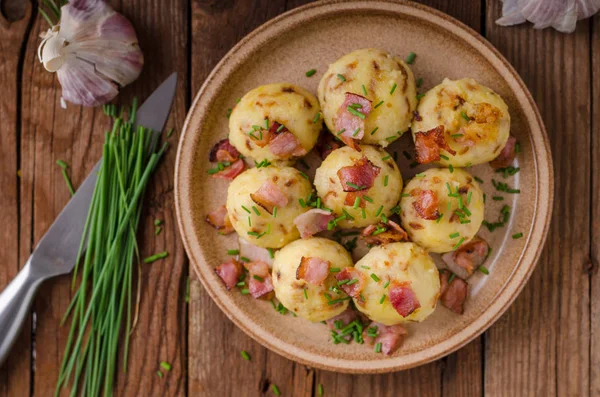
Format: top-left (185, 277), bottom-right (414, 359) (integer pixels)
top-left (175, 0), bottom-right (553, 373)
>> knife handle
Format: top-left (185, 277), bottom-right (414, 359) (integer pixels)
top-left (0, 259), bottom-right (45, 365)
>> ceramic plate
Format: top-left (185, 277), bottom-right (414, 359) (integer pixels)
top-left (175, 0), bottom-right (553, 373)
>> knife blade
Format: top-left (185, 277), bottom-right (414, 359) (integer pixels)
top-left (0, 73), bottom-right (177, 365)
top-left (31, 73), bottom-right (177, 277)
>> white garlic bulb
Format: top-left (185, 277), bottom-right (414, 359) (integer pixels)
top-left (38, 0), bottom-right (143, 107)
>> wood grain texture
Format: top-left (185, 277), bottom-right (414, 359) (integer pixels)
top-left (591, 11), bottom-right (600, 397)
top-left (17, 1), bottom-right (188, 396)
top-left (0, 2), bottom-right (32, 397)
top-left (485, 1), bottom-right (591, 396)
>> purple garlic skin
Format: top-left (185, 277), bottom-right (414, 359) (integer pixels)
top-left (39, 0), bottom-right (143, 107)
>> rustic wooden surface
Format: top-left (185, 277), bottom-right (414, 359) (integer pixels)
top-left (0, 0), bottom-right (595, 396)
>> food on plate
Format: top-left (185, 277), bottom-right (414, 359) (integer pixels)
top-left (412, 78), bottom-right (510, 167)
top-left (363, 322), bottom-right (407, 355)
top-left (399, 168), bottom-right (484, 253)
top-left (226, 166), bottom-right (312, 248)
top-left (441, 237), bottom-right (489, 279)
top-left (272, 237), bottom-right (354, 322)
top-left (314, 145), bottom-right (402, 228)
top-left (343, 242), bottom-right (440, 325)
top-left (439, 269), bottom-right (468, 314)
top-left (228, 83), bottom-right (322, 163)
top-left (207, 138), bottom-right (246, 180)
top-left (318, 48), bottom-right (417, 148)
top-left (205, 204), bottom-right (234, 234)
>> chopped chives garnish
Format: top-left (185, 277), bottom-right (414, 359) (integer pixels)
top-left (353, 127), bottom-right (362, 136)
top-left (453, 237), bottom-right (466, 250)
top-left (273, 206), bottom-right (278, 218)
top-left (385, 135), bottom-right (397, 142)
top-left (346, 182), bottom-right (364, 190)
top-left (448, 164), bottom-right (454, 173)
top-left (346, 279), bottom-right (359, 286)
top-left (264, 118), bottom-right (269, 129)
top-left (416, 77), bottom-right (423, 87)
top-left (446, 182), bottom-right (453, 194)
top-left (362, 195), bottom-right (373, 203)
top-left (515, 142), bottom-right (521, 153)
top-left (457, 195), bottom-right (463, 209)
top-left (252, 206), bottom-right (261, 216)
top-left (370, 274), bottom-right (380, 282)
top-left (305, 68), bottom-right (317, 77)
top-left (440, 154), bottom-right (449, 160)
top-left (384, 175), bottom-right (389, 186)
top-left (416, 172), bottom-right (425, 178)
top-left (318, 384), bottom-right (324, 396)
top-left (361, 265), bottom-right (371, 269)
top-left (227, 249), bottom-right (239, 255)
top-left (236, 281), bottom-right (245, 287)
top-left (460, 112), bottom-right (470, 121)
top-left (241, 350), bottom-right (251, 361)
top-left (248, 216), bottom-right (251, 227)
top-left (379, 295), bottom-right (386, 304)
top-left (155, 226), bottom-right (162, 236)
top-left (449, 232), bottom-right (460, 238)
top-left (375, 205), bottom-right (384, 217)
top-left (467, 191), bottom-right (472, 204)
top-left (370, 126), bottom-right (379, 135)
top-left (507, 188), bottom-right (520, 194)
top-left (436, 213), bottom-right (444, 223)
top-left (253, 275), bottom-right (264, 282)
top-left (154, 219), bottom-right (162, 226)
top-left (401, 193), bottom-right (410, 197)
top-left (157, 371), bottom-right (163, 378)
top-left (417, 93), bottom-right (425, 100)
top-left (451, 133), bottom-right (464, 139)
top-left (336, 128), bottom-right (346, 135)
top-left (512, 232), bottom-right (523, 239)
top-left (383, 280), bottom-right (390, 288)
top-left (143, 251), bottom-right (168, 264)
top-left (337, 74), bottom-right (346, 81)
top-left (276, 123), bottom-right (285, 132)
top-left (330, 267), bottom-right (341, 272)
top-left (448, 273), bottom-right (456, 284)
top-left (267, 248), bottom-right (275, 259)
top-left (353, 196), bottom-right (361, 209)
top-left (242, 205), bottom-right (251, 214)
top-left (375, 343), bottom-right (382, 353)
top-left (478, 266), bottom-right (489, 275)
top-left (403, 151), bottom-right (412, 160)
top-left (304, 288), bottom-right (308, 299)
top-left (405, 52), bottom-right (416, 64)
top-left (493, 196), bottom-right (504, 201)
top-left (241, 289), bottom-right (250, 295)
top-left (361, 208), bottom-right (366, 219)
top-left (374, 100), bottom-right (384, 109)
top-left (382, 155), bottom-right (391, 161)
top-left (474, 176), bottom-right (484, 184)
top-left (160, 362), bottom-right (172, 371)
top-left (313, 112), bottom-right (321, 123)
top-left (272, 385), bottom-right (281, 396)
top-left (299, 171), bottom-right (309, 180)
top-left (342, 209), bottom-right (355, 220)
top-left (362, 84), bottom-right (368, 95)
top-left (390, 83), bottom-right (397, 94)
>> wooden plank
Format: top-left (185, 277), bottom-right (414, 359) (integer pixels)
top-left (19, 1), bottom-right (188, 395)
top-left (0, 2), bottom-right (32, 396)
top-left (590, 11), bottom-right (600, 397)
top-left (485, 1), bottom-right (591, 396)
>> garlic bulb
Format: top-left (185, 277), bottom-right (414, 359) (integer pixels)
top-left (496, 0), bottom-right (600, 33)
top-left (38, 0), bottom-right (143, 107)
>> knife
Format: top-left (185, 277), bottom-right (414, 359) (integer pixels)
top-left (0, 73), bottom-right (178, 365)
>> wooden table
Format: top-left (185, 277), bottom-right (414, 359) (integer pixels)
top-left (0, 0), bottom-right (596, 395)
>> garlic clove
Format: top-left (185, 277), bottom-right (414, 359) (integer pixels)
top-left (38, 0), bottom-right (143, 107)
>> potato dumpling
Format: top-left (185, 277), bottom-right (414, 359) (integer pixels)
top-left (353, 242), bottom-right (440, 325)
top-left (229, 83), bottom-right (322, 163)
top-left (412, 78), bottom-right (510, 167)
top-left (314, 145), bottom-right (402, 228)
top-left (226, 166), bottom-right (312, 248)
top-left (272, 237), bottom-right (354, 322)
top-left (399, 168), bottom-right (484, 253)
top-left (318, 48), bottom-right (417, 147)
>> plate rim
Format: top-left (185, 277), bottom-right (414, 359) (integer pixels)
top-left (175, 0), bottom-right (554, 373)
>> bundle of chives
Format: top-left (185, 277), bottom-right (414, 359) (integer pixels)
top-left (55, 100), bottom-right (167, 397)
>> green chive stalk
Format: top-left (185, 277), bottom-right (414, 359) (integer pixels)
top-left (55, 101), bottom-right (167, 397)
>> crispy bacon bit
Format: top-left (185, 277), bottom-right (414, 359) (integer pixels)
top-left (442, 238), bottom-right (489, 279)
top-left (490, 135), bottom-right (517, 169)
top-left (250, 181), bottom-right (288, 214)
top-left (269, 131), bottom-right (307, 157)
top-left (337, 157), bottom-right (380, 192)
top-left (215, 259), bottom-right (242, 290)
top-left (316, 131), bottom-right (342, 160)
top-left (334, 268), bottom-right (366, 298)
top-left (293, 209), bottom-right (335, 239)
top-left (244, 261), bottom-right (274, 299)
top-left (296, 257), bottom-right (330, 285)
top-left (209, 138), bottom-right (241, 163)
top-left (212, 159), bottom-right (246, 180)
top-left (389, 282), bottom-right (421, 317)
top-left (361, 220), bottom-right (409, 245)
top-left (439, 270), bottom-right (468, 314)
top-left (206, 205), bottom-right (234, 235)
top-left (363, 322), bottom-right (407, 356)
top-left (335, 93), bottom-right (373, 149)
top-left (411, 189), bottom-right (440, 220)
top-left (326, 307), bottom-right (363, 330)
top-left (414, 126), bottom-right (457, 164)
top-left (471, 102), bottom-right (501, 124)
